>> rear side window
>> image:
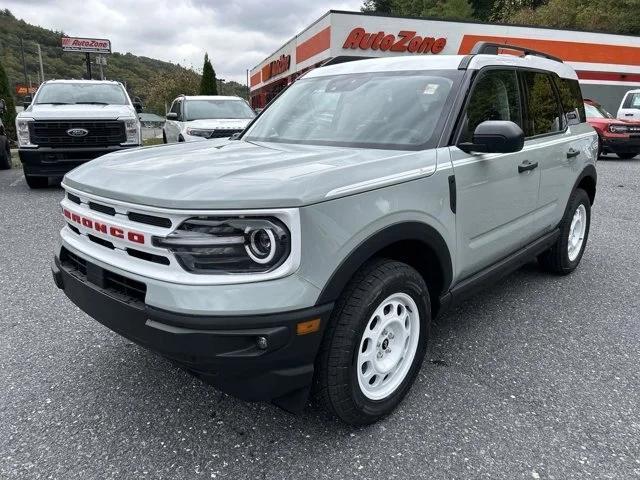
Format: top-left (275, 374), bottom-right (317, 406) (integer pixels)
top-left (461, 69), bottom-right (523, 142)
top-left (622, 92), bottom-right (640, 109)
top-left (521, 71), bottom-right (563, 137)
top-left (556, 77), bottom-right (586, 124)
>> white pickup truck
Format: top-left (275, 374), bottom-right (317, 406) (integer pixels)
top-left (15, 80), bottom-right (142, 188)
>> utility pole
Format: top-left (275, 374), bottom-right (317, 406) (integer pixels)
top-left (19, 38), bottom-right (29, 86)
top-left (36, 43), bottom-right (45, 83)
top-left (85, 52), bottom-right (92, 80)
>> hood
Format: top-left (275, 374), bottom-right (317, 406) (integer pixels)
top-left (183, 118), bottom-right (253, 130)
top-left (63, 140), bottom-right (436, 209)
top-left (19, 103), bottom-right (136, 120)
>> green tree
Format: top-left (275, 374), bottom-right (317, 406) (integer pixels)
top-left (199, 53), bottom-right (217, 95)
top-left (146, 68), bottom-right (200, 114)
top-left (0, 60), bottom-right (17, 139)
top-left (374, 0), bottom-right (475, 19)
top-left (362, 0), bottom-right (394, 12)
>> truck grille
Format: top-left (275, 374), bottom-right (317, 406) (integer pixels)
top-left (60, 247), bottom-right (147, 304)
top-left (209, 129), bottom-right (242, 139)
top-left (30, 120), bottom-right (126, 147)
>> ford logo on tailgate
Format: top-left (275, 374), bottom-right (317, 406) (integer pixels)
top-left (67, 128), bottom-right (89, 137)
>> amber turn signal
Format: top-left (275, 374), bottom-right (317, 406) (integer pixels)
top-left (296, 318), bottom-right (321, 335)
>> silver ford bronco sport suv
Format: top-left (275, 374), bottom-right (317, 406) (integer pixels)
top-left (52, 43), bottom-right (597, 425)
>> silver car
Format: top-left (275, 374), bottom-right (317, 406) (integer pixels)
top-left (53, 43), bottom-right (597, 425)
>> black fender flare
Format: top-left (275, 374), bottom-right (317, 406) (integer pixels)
top-left (316, 222), bottom-right (453, 305)
top-left (572, 164), bottom-right (597, 205)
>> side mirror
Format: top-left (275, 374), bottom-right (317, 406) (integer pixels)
top-left (166, 112), bottom-right (178, 120)
top-left (133, 101), bottom-right (143, 113)
top-left (458, 120), bottom-right (524, 154)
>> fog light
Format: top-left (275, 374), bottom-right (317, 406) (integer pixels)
top-left (256, 336), bottom-right (268, 350)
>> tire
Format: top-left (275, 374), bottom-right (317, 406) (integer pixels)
top-left (538, 188), bottom-right (590, 275)
top-left (25, 175), bottom-right (49, 189)
top-left (616, 152), bottom-right (637, 160)
top-left (0, 145), bottom-right (11, 170)
top-left (596, 136), bottom-right (603, 159)
top-left (314, 259), bottom-right (430, 425)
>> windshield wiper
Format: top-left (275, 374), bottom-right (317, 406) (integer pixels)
top-left (74, 101), bottom-right (110, 105)
top-left (36, 102), bottom-right (71, 105)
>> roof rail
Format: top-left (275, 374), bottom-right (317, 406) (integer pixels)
top-left (470, 41), bottom-right (564, 63)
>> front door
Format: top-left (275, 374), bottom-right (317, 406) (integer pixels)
top-left (450, 68), bottom-right (541, 280)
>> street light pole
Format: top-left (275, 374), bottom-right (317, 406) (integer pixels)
top-left (19, 37), bottom-right (29, 86)
top-left (36, 43), bottom-right (45, 83)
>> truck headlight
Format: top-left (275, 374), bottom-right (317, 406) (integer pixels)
top-left (186, 128), bottom-right (213, 138)
top-left (16, 119), bottom-right (37, 147)
top-left (609, 124), bottom-right (629, 134)
top-left (152, 216), bottom-right (291, 274)
top-left (122, 118), bottom-right (140, 145)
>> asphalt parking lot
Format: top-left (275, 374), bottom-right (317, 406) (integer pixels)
top-left (1, 155), bottom-right (639, 479)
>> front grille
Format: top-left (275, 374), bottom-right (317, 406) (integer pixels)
top-left (60, 247), bottom-right (146, 303)
top-left (89, 201), bottom-right (116, 216)
top-left (30, 120), bottom-right (126, 147)
top-left (127, 211), bottom-right (172, 228)
top-left (209, 129), bottom-right (242, 139)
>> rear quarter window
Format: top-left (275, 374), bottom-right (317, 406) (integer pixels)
top-left (556, 77), bottom-right (587, 124)
top-left (622, 92), bottom-right (640, 109)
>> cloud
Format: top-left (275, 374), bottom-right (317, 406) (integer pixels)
top-left (3, 0), bottom-right (363, 83)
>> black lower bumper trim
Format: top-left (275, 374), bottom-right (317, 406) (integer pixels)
top-left (20, 146), bottom-right (138, 176)
top-left (53, 256), bottom-right (333, 403)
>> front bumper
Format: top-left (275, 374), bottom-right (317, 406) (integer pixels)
top-left (52, 254), bottom-right (333, 406)
top-left (20, 145), bottom-right (139, 177)
top-left (601, 135), bottom-right (640, 154)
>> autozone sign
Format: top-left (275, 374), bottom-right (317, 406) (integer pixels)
top-left (262, 54), bottom-right (291, 82)
top-left (61, 37), bottom-right (111, 54)
top-left (343, 28), bottom-right (447, 54)
top-left (63, 208), bottom-right (145, 244)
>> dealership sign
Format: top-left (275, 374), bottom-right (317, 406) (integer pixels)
top-left (15, 84), bottom-right (38, 96)
top-left (343, 28), bottom-right (447, 54)
top-left (61, 36), bottom-right (111, 54)
top-left (262, 54), bottom-right (291, 82)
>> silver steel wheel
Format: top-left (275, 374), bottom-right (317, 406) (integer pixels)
top-left (357, 292), bottom-right (420, 401)
top-left (568, 204), bottom-right (587, 262)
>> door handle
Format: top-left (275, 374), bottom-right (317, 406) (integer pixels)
top-left (566, 148), bottom-right (580, 159)
top-left (518, 160), bottom-right (538, 173)
top-left (624, 113), bottom-right (634, 117)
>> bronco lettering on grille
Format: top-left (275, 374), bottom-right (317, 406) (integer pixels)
top-left (63, 208), bottom-right (145, 244)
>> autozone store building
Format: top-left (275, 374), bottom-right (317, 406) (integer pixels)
top-left (249, 10), bottom-right (640, 114)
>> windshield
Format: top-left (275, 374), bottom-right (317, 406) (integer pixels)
top-left (34, 83), bottom-right (129, 105)
top-left (244, 70), bottom-right (461, 149)
top-left (184, 99), bottom-right (255, 120)
top-left (584, 102), bottom-right (613, 119)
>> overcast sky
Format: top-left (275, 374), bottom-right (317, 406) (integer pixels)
top-left (4, 0), bottom-right (363, 83)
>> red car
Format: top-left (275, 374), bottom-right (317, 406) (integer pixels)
top-left (585, 99), bottom-right (640, 159)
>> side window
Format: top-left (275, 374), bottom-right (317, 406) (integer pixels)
top-left (461, 69), bottom-right (522, 142)
top-left (555, 77), bottom-right (586, 125)
top-left (170, 100), bottom-right (182, 118)
top-left (623, 92), bottom-right (640, 109)
top-left (521, 71), bottom-right (563, 136)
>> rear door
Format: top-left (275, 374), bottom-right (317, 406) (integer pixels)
top-left (617, 91), bottom-right (640, 120)
top-left (520, 70), bottom-right (580, 238)
top-left (450, 68), bottom-right (541, 280)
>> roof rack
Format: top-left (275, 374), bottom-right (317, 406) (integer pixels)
top-left (470, 41), bottom-right (564, 63)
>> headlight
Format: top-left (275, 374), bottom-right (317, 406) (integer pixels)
top-left (186, 128), bottom-right (213, 138)
top-left (609, 124), bottom-right (629, 134)
top-left (152, 216), bottom-right (291, 274)
top-left (16, 119), bottom-right (37, 147)
top-left (122, 118), bottom-right (140, 145)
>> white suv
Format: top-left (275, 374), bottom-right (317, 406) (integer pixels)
top-left (163, 95), bottom-right (255, 143)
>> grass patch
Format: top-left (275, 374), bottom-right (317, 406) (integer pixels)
top-left (143, 137), bottom-right (164, 147)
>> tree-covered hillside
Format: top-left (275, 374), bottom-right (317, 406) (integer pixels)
top-left (0, 9), bottom-right (249, 117)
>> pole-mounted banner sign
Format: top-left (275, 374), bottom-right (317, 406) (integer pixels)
top-left (61, 37), bottom-right (111, 54)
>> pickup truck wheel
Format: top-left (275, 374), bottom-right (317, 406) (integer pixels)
top-left (314, 259), bottom-right (430, 425)
top-left (538, 188), bottom-right (590, 274)
top-left (0, 146), bottom-right (11, 170)
top-left (25, 175), bottom-right (49, 189)
top-left (616, 152), bottom-right (637, 160)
